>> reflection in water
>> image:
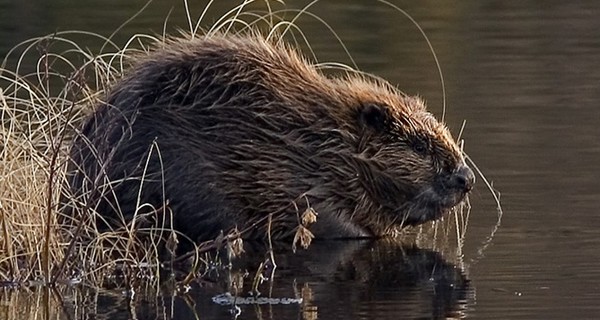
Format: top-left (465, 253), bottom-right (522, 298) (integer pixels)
top-left (275, 241), bottom-right (472, 320)
top-left (6, 241), bottom-right (469, 319)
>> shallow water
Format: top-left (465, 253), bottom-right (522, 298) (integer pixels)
top-left (2, 1), bottom-right (600, 319)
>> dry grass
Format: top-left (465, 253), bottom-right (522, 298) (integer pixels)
top-left (1, 31), bottom-right (135, 286)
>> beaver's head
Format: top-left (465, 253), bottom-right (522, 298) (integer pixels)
top-left (331, 78), bottom-right (475, 233)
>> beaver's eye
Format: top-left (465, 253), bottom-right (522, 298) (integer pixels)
top-left (412, 139), bottom-right (428, 155)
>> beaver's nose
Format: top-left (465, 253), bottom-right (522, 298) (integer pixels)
top-left (450, 165), bottom-right (475, 192)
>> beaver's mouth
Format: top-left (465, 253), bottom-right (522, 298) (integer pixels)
top-left (397, 165), bottom-right (475, 227)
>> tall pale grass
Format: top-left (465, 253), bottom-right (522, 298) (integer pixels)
top-left (0, 32), bottom-right (136, 285)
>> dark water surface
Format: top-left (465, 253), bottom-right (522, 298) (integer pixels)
top-left (2, 1), bottom-right (600, 319)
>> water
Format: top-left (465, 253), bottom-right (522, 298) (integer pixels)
top-left (2, 1), bottom-right (600, 319)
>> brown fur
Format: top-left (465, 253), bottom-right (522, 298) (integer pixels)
top-left (67, 33), bottom-right (474, 241)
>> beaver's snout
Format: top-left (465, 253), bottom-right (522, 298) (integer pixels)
top-left (434, 164), bottom-right (475, 205)
top-left (450, 165), bottom-right (475, 193)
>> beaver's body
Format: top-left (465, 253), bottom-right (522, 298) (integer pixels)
top-left (68, 34), bottom-right (474, 242)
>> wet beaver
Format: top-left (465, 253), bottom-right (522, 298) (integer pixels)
top-left (67, 33), bottom-right (474, 242)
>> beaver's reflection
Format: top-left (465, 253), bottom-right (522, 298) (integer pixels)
top-left (164, 240), bottom-right (472, 320)
top-left (82, 241), bottom-right (469, 319)
top-left (313, 241), bottom-right (470, 319)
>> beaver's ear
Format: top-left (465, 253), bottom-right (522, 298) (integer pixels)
top-left (358, 103), bottom-right (391, 132)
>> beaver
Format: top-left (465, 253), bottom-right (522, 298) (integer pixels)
top-left (67, 33), bottom-right (474, 242)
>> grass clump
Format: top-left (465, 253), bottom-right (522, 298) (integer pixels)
top-left (1, 32), bottom-right (129, 286)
